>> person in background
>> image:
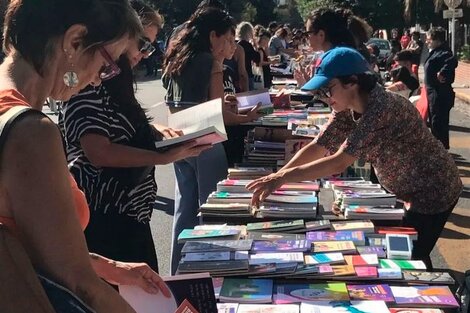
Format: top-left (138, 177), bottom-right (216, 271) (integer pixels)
top-left (394, 49), bottom-right (419, 79)
top-left (0, 0), bottom-right (170, 311)
top-left (255, 28), bottom-right (274, 89)
top-left (268, 21), bottom-right (279, 36)
top-left (248, 47), bottom-right (462, 271)
top-left (236, 22), bottom-right (261, 91)
top-left (386, 65), bottom-right (419, 98)
top-left (269, 27), bottom-right (297, 59)
top-left (163, 7), bottom-right (236, 275)
top-left (61, 0), bottom-right (207, 275)
top-left (390, 28), bottom-right (402, 53)
top-left (424, 27), bottom-right (458, 150)
top-left (400, 29), bottom-right (411, 50)
top-left (407, 31), bottom-right (424, 66)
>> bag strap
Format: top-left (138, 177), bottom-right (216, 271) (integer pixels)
top-left (0, 105), bottom-right (36, 151)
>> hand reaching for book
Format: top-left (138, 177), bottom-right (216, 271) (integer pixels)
top-left (246, 102), bottom-right (265, 121)
top-left (246, 172), bottom-right (286, 207)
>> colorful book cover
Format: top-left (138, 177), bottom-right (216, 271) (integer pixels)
top-left (249, 252), bottom-right (304, 265)
top-left (311, 241), bottom-right (356, 253)
top-left (175, 299), bottom-right (199, 313)
top-left (181, 240), bottom-right (253, 254)
top-left (344, 254), bottom-right (378, 267)
top-left (379, 259), bottom-right (427, 270)
top-left (389, 309), bottom-right (444, 313)
top-left (402, 271), bottom-right (455, 285)
top-left (219, 278), bottom-right (273, 304)
top-left (300, 300), bottom-right (390, 313)
top-left (183, 251), bottom-right (230, 262)
top-left (390, 286), bottom-right (459, 308)
top-left (306, 231), bottom-right (365, 245)
top-left (274, 282), bottom-right (349, 303)
top-left (247, 219), bottom-right (305, 231)
top-left (303, 253), bottom-right (344, 265)
top-left (331, 221), bottom-right (375, 233)
top-left (378, 268), bottom-right (403, 279)
top-left (247, 232), bottom-right (306, 241)
top-left (305, 220), bottom-right (331, 231)
top-left (237, 304), bottom-right (300, 313)
top-left (252, 240), bottom-right (310, 252)
top-left (355, 266), bottom-right (378, 278)
top-left (216, 303), bottom-right (238, 313)
top-left (357, 246), bottom-right (386, 258)
top-left (347, 284), bottom-right (395, 302)
top-left (329, 264), bottom-right (356, 276)
top-left (177, 229), bottom-right (240, 242)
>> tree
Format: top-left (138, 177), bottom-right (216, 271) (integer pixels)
top-left (241, 2), bottom-right (257, 22)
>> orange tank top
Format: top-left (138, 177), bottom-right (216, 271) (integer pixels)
top-left (0, 89), bottom-right (90, 231)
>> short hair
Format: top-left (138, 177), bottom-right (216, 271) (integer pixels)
top-left (394, 49), bottom-right (414, 62)
top-left (268, 21), bottom-right (278, 30)
top-left (197, 0), bottom-right (226, 11)
top-left (131, 0), bottom-right (164, 30)
top-left (3, 0), bottom-right (142, 76)
top-left (427, 27), bottom-right (446, 43)
top-left (337, 72), bottom-right (378, 94)
top-left (237, 22), bottom-right (254, 41)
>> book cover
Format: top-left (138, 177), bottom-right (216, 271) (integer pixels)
top-left (176, 260), bottom-right (249, 274)
top-left (390, 286), bottom-right (459, 308)
top-left (247, 219), bottom-right (305, 232)
top-left (175, 299), bottom-right (199, 313)
top-left (389, 309), bottom-right (444, 313)
top-left (249, 252), bottom-right (304, 265)
top-left (177, 229), bottom-right (240, 243)
top-left (311, 241), bottom-right (356, 254)
top-left (306, 231), bottom-right (365, 245)
top-left (252, 240), bottom-right (310, 252)
top-left (237, 304), bottom-right (300, 313)
top-left (219, 278), bottom-right (273, 304)
top-left (402, 271), bottom-right (455, 285)
top-left (274, 282), bottom-right (349, 303)
top-left (378, 268), bottom-right (403, 279)
top-left (354, 266), bottom-right (378, 278)
top-left (331, 221), bottom-right (375, 233)
top-left (119, 273), bottom-right (217, 313)
top-left (216, 303), bottom-right (238, 313)
top-left (379, 259), bottom-right (427, 270)
top-left (305, 220), bottom-right (331, 231)
top-left (344, 254), bottom-right (378, 267)
top-left (300, 300), bottom-right (390, 313)
top-left (213, 277), bottom-right (224, 299)
top-left (182, 251), bottom-right (231, 262)
top-left (329, 264), bottom-right (356, 277)
top-left (357, 246), bottom-right (386, 258)
top-left (181, 240), bottom-right (253, 254)
top-left (347, 284), bottom-right (394, 302)
top-left (247, 232), bottom-right (306, 241)
top-left (303, 253), bottom-right (345, 265)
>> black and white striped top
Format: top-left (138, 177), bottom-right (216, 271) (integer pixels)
top-left (59, 85), bottom-right (157, 223)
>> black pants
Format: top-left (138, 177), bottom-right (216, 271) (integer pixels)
top-left (84, 210), bottom-right (158, 273)
top-left (427, 87), bottom-right (455, 149)
top-left (402, 200), bottom-right (458, 271)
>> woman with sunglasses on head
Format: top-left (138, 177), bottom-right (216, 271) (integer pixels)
top-left (163, 7), bottom-right (237, 274)
top-left (60, 0), bottom-right (208, 276)
top-left (0, 0), bottom-right (172, 312)
top-left (247, 47), bottom-right (462, 271)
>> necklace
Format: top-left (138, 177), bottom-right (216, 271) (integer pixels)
top-left (350, 110), bottom-right (362, 123)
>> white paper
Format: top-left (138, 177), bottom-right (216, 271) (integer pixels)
top-left (168, 98), bottom-right (226, 135)
top-left (119, 285), bottom-right (177, 313)
top-left (236, 90), bottom-right (271, 110)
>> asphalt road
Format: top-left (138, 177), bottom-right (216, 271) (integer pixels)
top-left (48, 73), bottom-right (467, 281)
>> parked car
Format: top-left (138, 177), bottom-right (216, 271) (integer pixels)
top-left (367, 38), bottom-right (392, 71)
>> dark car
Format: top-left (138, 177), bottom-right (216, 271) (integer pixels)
top-left (367, 38), bottom-right (392, 71)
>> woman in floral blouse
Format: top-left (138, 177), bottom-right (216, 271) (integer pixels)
top-left (248, 47), bottom-right (462, 270)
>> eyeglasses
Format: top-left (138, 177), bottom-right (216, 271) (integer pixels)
top-left (139, 37), bottom-right (156, 56)
top-left (98, 47), bottom-right (121, 81)
top-left (314, 83), bottom-right (337, 99)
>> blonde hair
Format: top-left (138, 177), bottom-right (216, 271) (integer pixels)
top-left (236, 21), bottom-right (254, 41)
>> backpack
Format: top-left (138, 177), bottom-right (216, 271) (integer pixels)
top-left (457, 270), bottom-right (470, 313)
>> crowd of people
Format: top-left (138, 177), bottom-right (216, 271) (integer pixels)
top-left (0, 0), bottom-right (462, 312)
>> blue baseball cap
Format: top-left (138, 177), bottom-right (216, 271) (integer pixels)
top-left (301, 47), bottom-right (370, 91)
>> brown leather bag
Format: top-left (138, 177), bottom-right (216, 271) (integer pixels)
top-left (0, 223), bottom-right (56, 313)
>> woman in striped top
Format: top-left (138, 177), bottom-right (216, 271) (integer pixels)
top-left (60, 1), bottom-right (207, 273)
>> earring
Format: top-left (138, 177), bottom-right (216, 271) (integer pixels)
top-left (63, 51), bottom-right (79, 88)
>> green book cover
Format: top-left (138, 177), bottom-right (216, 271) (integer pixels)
top-left (219, 278), bottom-right (273, 303)
top-left (177, 229), bottom-right (240, 242)
top-left (379, 259), bottom-right (427, 270)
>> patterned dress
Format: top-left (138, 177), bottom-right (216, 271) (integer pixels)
top-left (314, 85), bottom-right (462, 214)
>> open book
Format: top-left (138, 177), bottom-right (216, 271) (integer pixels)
top-left (154, 98), bottom-right (227, 150)
top-left (236, 89), bottom-right (273, 113)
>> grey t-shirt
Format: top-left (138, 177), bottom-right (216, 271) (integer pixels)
top-left (164, 52), bottom-right (214, 104)
top-left (268, 35), bottom-right (285, 56)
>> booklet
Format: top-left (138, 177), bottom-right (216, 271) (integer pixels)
top-left (236, 89), bottom-right (273, 113)
top-left (155, 98), bottom-right (227, 149)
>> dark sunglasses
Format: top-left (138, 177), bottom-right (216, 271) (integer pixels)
top-left (139, 37), bottom-right (156, 56)
top-left (98, 47), bottom-right (121, 81)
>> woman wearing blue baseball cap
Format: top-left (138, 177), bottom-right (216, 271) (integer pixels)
top-left (247, 47), bottom-right (462, 270)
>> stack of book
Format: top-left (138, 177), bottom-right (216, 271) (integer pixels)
top-left (227, 167), bottom-right (273, 180)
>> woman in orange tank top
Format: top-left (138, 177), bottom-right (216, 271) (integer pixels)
top-left (0, 1), bottom-right (170, 312)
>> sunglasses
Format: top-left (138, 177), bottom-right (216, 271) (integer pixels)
top-left (98, 47), bottom-right (121, 81)
top-left (139, 37), bottom-right (156, 56)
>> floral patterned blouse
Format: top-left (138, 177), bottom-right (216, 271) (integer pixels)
top-left (314, 85), bottom-right (462, 214)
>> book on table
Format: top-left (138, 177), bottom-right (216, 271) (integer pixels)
top-left (305, 220), bottom-right (331, 231)
top-left (344, 205), bottom-right (405, 220)
top-left (177, 229), bottom-right (241, 243)
top-left (216, 302), bottom-right (238, 313)
top-left (247, 232), bottom-right (306, 241)
top-left (389, 309), bottom-right (444, 313)
top-left (249, 252), bottom-right (304, 265)
top-left (273, 282), bottom-right (349, 303)
top-left (402, 271), bottom-right (455, 285)
top-left (251, 240), bottom-right (311, 252)
top-left (311, 240), bottom-right (357, 254)
top-left (390, 285), bottom-right (459, 308)
top-left (181, 251), bottom-right (249, 262)
top-left (346, 284), bottom-right (395, 302)
top-left (247, 219), bottom-right (305, 232)
top-left (300, 300), bottom-right (390, 313)
top-left (343, 254), bottom-right (379, 267)
top-left (155, 98), bottom-right (227, 150)
top-left (379, 259), bottom-right (427, 270)
top-left (356, 246), bottom-right (386, 258)
top-left (306, 230), bottom-right (365, 245)
top-left (331, 220), bottom-right (375, 233)
top-left (176, 259), bottom-right (249, 276)
top-left (237, 304), bottom-right (300, 313)
top-left (119, 272), bottom-right (217, 313)
top-left (303, 253), bottom-right (345, 266)
top-left (181, 239), bottom-right (253, 254)
top-left (219, 278), bottom-right (273, 304)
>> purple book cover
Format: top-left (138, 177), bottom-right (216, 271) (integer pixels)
top-left (391, 286), bottom-right (459, 308)
top-left (357, 245), bottom-right (386, 258)
top-left (306, 231), bottom-right (365, 244)
top-left (252, 240), bottom-right (310, 252)
top-left (347, 284), bottom-right (394, 302)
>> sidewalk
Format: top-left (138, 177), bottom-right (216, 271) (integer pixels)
top-left (454, 61), bottom-right (470, 104)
